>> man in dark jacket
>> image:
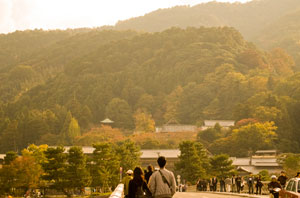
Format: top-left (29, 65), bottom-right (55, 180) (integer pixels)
top-left (236, 175), bottom-right (242, 193)
top-left (145, 165), bottom-right (154, 184)
top-left (277, 171), bottom-right (288, 188)
top-left (268, 175), bottom-right (281, 198)
top-left (212, 176), bottom-right (218, 191)
top-left (248, 173), bottom-right (254, 194)
top-left (220, 177), bottom-right (225, 192)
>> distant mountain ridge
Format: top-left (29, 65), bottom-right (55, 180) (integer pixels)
top-left (114, 0), bottom-right (300, 39)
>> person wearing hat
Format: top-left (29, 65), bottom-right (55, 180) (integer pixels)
top-left (277, 171), bottom-right (288, 188)
top-left (123, 170), bottom-right (133, 198)
top-left (268, 175), bottom-right (281, 198)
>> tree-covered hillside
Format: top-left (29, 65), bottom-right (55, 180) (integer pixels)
top-left (0, 29), bottom-right (137, 102)
top-left (115, 0), bottom-right (300, 39)
top-left (254, 9), bottom-right (300, 70)
top-left (114, 0), bottom-right (300, 70)
top-left (0, 26), bottom-right (299, 153)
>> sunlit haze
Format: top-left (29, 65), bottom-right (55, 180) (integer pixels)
top-left (0, 0), bottom-right (250, 33)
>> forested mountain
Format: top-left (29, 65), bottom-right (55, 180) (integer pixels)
top-left (0, 26), bottom-right (299, 154)
top-left (115, 0), bottom-right (300, 39)
top-left (254, 9), bottom-right (300, 71)
top-left (0, 29), bottom-right (137, 102)
top-left (114, 0), bottom-right (300, 70)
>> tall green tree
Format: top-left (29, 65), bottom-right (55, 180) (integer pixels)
top-left (175, 141), bottom-right (208, 183)
top-left (67, 118), bottom-right (81, 144)
top-left (65, 147), bottom-right (90, 192)
top-left (209, 154), bottom-right (234, 177)
top-left (41, 147), bottom-right (68, 195)
top-left (60, 112), bottom-right (80, 145)
top-left (91, 143), bottom-right (120, 191)
top-left (115, 139), bottom-right (141, 172)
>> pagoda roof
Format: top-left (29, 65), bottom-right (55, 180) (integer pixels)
top-left (101, 118), bottom-right (114, 124)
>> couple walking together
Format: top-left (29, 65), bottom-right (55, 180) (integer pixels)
top-left (124, 156), bottom-right (176, 198)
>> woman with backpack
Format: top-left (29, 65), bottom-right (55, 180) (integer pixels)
top-left (129, 167), bottom-right (152, 198)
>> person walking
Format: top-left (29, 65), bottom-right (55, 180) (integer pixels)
top-left (236, 175), bottom-right (242, 193)
top-left (145, 165), bottom-right (154, 184)
top-left (212, 176), bottom-right (218, 191)
top-left (220, 177), bottom-right (226, 192)
top-left (196, 178), bottom-right (202, 191)
top-left (248, 173), bottom-right (254, 194)
top-left (209, 178), bottom-right (213, 191)
top-left (149, 156), bottom-right (176, 198)
top-left (128, 167), bottom-right (152, 198)
top-left (231, 175), bottom-right (236, 193)
top-left (202, 179), bottom-right (208, 191)
top-left (277, 171), bottom-right (288, 188)
top-left (122, 170), bottom-right (133, 198)
top-left (225, 176), bottom-right (231, 192)
top-left (255, 175), bottom-right (263, 195)
top-left (241, 176), bottom-right (245, 192)
top-left (268, 175), bottom-right (281, 198)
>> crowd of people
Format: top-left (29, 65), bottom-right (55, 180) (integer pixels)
top-left (196, 171), bottom-right (292, 198)
top-left (196, 174), bottom-right (265, 194)
top-left (122, 161), bottom-right (299, 198)
top-left (122, 156), bottom-right (176, 198)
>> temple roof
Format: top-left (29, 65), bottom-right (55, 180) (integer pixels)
top-left (101, 118), bottom-right (114, 124)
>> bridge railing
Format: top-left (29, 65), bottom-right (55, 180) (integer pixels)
top-left (109, 184), bottom-right (124, 198)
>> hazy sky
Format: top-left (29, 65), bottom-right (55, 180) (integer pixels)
top-left (0, 0), bottom-right (250, 34)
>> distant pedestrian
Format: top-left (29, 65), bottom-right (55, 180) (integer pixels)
top-left (128, 167), bottom-right (151, 198)
top-left (225, 177), bottom-right (231, 192)
top-left (209, 178), bottom-right (214, 191)
top-left (255, 175), bottom-right (263, 195)
top-left (212, 176), bottom-right (218, 191)
top-left (248, 173), bottom-right (254, 194)
top-left (231, 175), bottom-right (236, 192)
top-left (277, 171), bottom-right (288, 188)
top-left (236, 175), bottom-right (242, 193)
top-left (149, 156), bottom-right (176, 198)
top-left (182, 181), bottom-right (188, 192)
top-left (202, 179), bottom-right (208, 191)
top-left (220, 177), bottom-right (226, 192)
top-left (122, 170), bottom-right (133, 198)
top-left (145, 165), bottom-right (154, 184)
top-left (196, 178), bottom-right (202, 191)
top-left (241, 176), bottom-right (245, 192)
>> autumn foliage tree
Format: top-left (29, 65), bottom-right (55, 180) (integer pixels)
top-left (134, 109), bottom-right (155, 133)
top-left (210, 122), bottom-right (278, 157)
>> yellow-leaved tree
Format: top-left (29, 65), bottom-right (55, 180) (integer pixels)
top-left (134, 109), bottom-right (155, 133)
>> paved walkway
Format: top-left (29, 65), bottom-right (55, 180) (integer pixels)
top-left (174, 192), bottom-right (269, 198)
top-left (210, 191), bottom-right (269, 198)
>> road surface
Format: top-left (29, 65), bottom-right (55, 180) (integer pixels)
top-left (173, 192), bottom-right (268, 198)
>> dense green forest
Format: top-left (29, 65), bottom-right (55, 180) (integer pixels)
top-left (0, 26), bottom-right (299, 155)
top-left (115, 0), bottom-right (300, 39)
top-left (1, 0), bottom-right (300, 155)
top-left (114, 0), bottom-right (300, 70)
